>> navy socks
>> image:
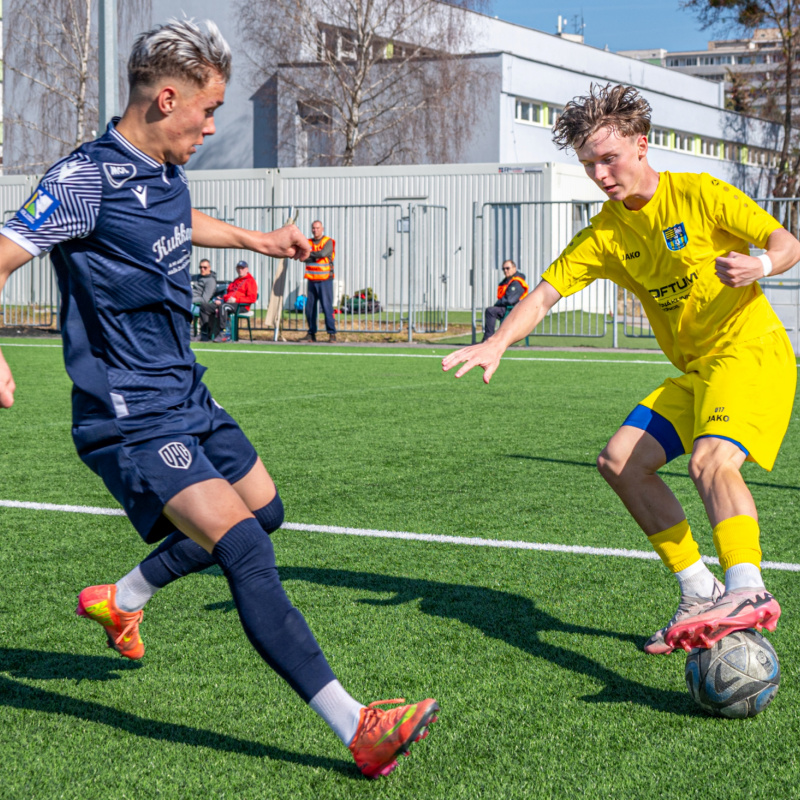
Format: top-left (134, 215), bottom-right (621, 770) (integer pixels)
top-left (139, 493), bottom-right (285, 588)
top-left (212, 518), bottom-right (336, 701)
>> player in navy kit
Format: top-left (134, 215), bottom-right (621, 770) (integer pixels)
top-left (0, 19), bottom-right (437, 779)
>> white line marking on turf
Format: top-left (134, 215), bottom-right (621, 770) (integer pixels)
top-left (5, 342), bottom-right (800, 370)
top-left (0, 341), bottom-right (672, 365)
top-left (2, 498), bottom-right (798, 572)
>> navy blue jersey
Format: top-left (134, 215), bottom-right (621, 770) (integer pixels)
top-left (2, 120), bottom-right (200, 423)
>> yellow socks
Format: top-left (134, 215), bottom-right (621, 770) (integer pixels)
top-left (648, 519), bottom-right (702, 573)
top-left (712, 515), bottom-right (762, 571)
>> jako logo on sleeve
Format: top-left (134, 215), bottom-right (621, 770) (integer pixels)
top-left (158, 442), bottom-right (193, 469)
top-left (17, 188), bottom-right (61, 231)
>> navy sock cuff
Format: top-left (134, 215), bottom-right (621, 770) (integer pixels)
top-left (212, 518), bottom-right (268, 571)
top-left (139, 552), bottom-right (176, 588)
top-left (254, 493), bottom-right (285, 534)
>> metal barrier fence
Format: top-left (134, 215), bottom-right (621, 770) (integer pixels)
top-left (191, 202), bottom-right (446, 339)
top-left (472, 200), bottom-right (608, 343)
top-left (277, 204), bottom-right (406, 335)
top-left (2, 202), bottom-right (59, 328)
top-left (409, 204), bottom-right (448, 335)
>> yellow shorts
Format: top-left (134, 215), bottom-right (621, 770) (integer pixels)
top-left (638, 329), bottom-right (797, 471)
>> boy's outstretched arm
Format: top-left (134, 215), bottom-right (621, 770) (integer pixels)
top-left (442, 280), bottom-right (562, 383)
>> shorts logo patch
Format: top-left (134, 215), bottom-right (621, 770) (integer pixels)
top-left (158, 442), bottom-right (192, 469)
top-left (17, 188), bottom-right (61, 231)
top-left (663, 222), bottom-right (688, 251)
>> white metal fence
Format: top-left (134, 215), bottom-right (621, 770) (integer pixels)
top-left (1, 165), bottom-right (799, 352)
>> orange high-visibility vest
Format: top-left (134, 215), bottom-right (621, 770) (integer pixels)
top-left (497, 274), bottom-right (528, 301)
top-left (304, 236), bottom-right (335, 281)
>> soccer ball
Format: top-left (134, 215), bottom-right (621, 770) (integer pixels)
top-left (685, 629), bottom-right (780, 719)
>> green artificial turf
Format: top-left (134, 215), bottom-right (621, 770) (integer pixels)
top-left (0, 338), bottom-right (797, 799)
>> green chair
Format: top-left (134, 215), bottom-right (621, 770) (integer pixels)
top-left (231, 294), bottom-right (258, 342)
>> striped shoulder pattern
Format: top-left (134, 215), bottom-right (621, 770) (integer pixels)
top-left (3, 152), bottom-right (103, 255)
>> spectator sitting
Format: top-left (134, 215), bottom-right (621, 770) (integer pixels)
top-left (482, 259), bottom-right (528, 342)
top-left (191, 258), bottom-right (217, 341)
top-left (214, 260), bottom-right (257, 342)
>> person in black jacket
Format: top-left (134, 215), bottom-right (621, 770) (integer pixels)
top-left (482, 260), bottom-right (529, 341)
top-left (191, 258), bottom-right (217, 341)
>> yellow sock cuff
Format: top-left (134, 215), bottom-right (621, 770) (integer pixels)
top-left (712, 515), bottom-right (762, 572)
top-left (648, 520), bottom-right (701, 573)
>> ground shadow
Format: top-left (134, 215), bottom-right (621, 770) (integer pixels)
top-left (506, 454), bottom-right (800, 491)
top-left (0, 648), bottom-right (353, 775)
top-left (208, 567), bottom-right (695, 716)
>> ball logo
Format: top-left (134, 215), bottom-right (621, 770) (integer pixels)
top-left (158, 442), bottom-right (192, 469)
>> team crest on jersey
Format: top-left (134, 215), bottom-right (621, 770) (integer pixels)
top-left (102, 162), bottom-right (137, 188)
top-left (662, 222), bottom-right (688, 251)
top-left (158, 442), bottom-right (192, 469)
top-left (17, 188), bottom-right (61, 231)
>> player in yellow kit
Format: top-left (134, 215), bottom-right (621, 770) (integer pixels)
top-left (443, 84), bottom-right (800, 653)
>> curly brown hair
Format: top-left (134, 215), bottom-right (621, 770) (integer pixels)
top-left (552, 84), bottom-right (651, 151)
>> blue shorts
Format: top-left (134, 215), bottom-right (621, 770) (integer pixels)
top-left (72, 382), bottom-right (258, 543)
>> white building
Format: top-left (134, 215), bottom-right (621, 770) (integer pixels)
top-left (0, 0), bottom-right (783, 195)
top-left (133, 0), bottom-right (779, 194)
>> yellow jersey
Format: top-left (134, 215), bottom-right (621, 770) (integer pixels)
top-left (542, 172), bottom-right (784, 372)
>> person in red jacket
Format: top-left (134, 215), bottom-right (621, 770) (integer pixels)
top-left (214, 259), bottom-right (257, 341)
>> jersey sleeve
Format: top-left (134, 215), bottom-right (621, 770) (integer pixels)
top-left (541, 223), bottom-right (607, 297)
top-left (0, 153), bottom-right (102, 256)
top-left (700, 173), bottom-right (782, 248)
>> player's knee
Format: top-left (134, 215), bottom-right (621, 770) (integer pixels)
top-left (688, 449), bottom-right (726, 487)
top-left (212, 518), bottom-right (277, 576)
top-left (254, 492), bottom-right (284, 535)
top-left (597, 446), bottom-right (624, 483)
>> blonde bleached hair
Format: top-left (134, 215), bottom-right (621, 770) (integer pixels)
top-left (552, 84), bottom-right (651, 151)
top-left (128, 18), bottom-right (232, 92)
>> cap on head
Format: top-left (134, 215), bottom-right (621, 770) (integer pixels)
top-left (236, 260), bottom-right (248, 269)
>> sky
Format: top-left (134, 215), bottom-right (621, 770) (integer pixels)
top-left (488, 1), bottom-right (725, 53)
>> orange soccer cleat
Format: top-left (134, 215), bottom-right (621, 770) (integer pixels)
top-left (348, 698), bottom-right (439, 779)
top-left (76, 584), bottom-right (145, 660)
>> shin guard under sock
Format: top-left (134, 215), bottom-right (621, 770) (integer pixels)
top-left (139, 531), bottom-right (215, 589)
top-left (212, 518), bottom-right (336, 702)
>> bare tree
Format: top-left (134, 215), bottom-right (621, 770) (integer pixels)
top-left (4, 0), bottom-right (151, 174)
top-left (236, 0), bottom-right (491, 167)
top-left (5, 0), bottom-right (98, 172)
top-left (682, 0), bottom-right (800, 196)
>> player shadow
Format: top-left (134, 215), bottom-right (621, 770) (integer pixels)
top-left (506, 454), bottom-right (800, 491)
top-left (0, 647), bottom-right (353, 775)
top-left (207, 567), bottom-right (695, 716)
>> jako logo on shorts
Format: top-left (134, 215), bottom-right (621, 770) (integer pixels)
top-left (158, 442), bottom-right (192, 469)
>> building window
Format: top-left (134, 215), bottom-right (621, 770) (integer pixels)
top-left (545, 105), bottom-right (563, 127)
top-left (674, 132), bottom-right (694, 152)
top-left (648, 127), bottom-right (670, 147)
top-left (700, 137), bottom-right (721, 157)
top-left (515, 98), bottom-right (542, 124)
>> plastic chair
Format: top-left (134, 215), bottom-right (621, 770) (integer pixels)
top-left (232, 294), bottom-right (258, 342)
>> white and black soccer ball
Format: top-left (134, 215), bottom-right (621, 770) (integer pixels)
top-left (685, 629), bottom-right (780, 719)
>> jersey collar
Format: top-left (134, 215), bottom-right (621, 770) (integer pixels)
top-left (106, 117), bottom-right (162, 170)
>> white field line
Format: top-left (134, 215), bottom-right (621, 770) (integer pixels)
top-left (1, 498), bottom-right (798, 573)
top-left (0, 341), bottom-right (670, 365)
top-left (5, 342), bottom-right (800, 370)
